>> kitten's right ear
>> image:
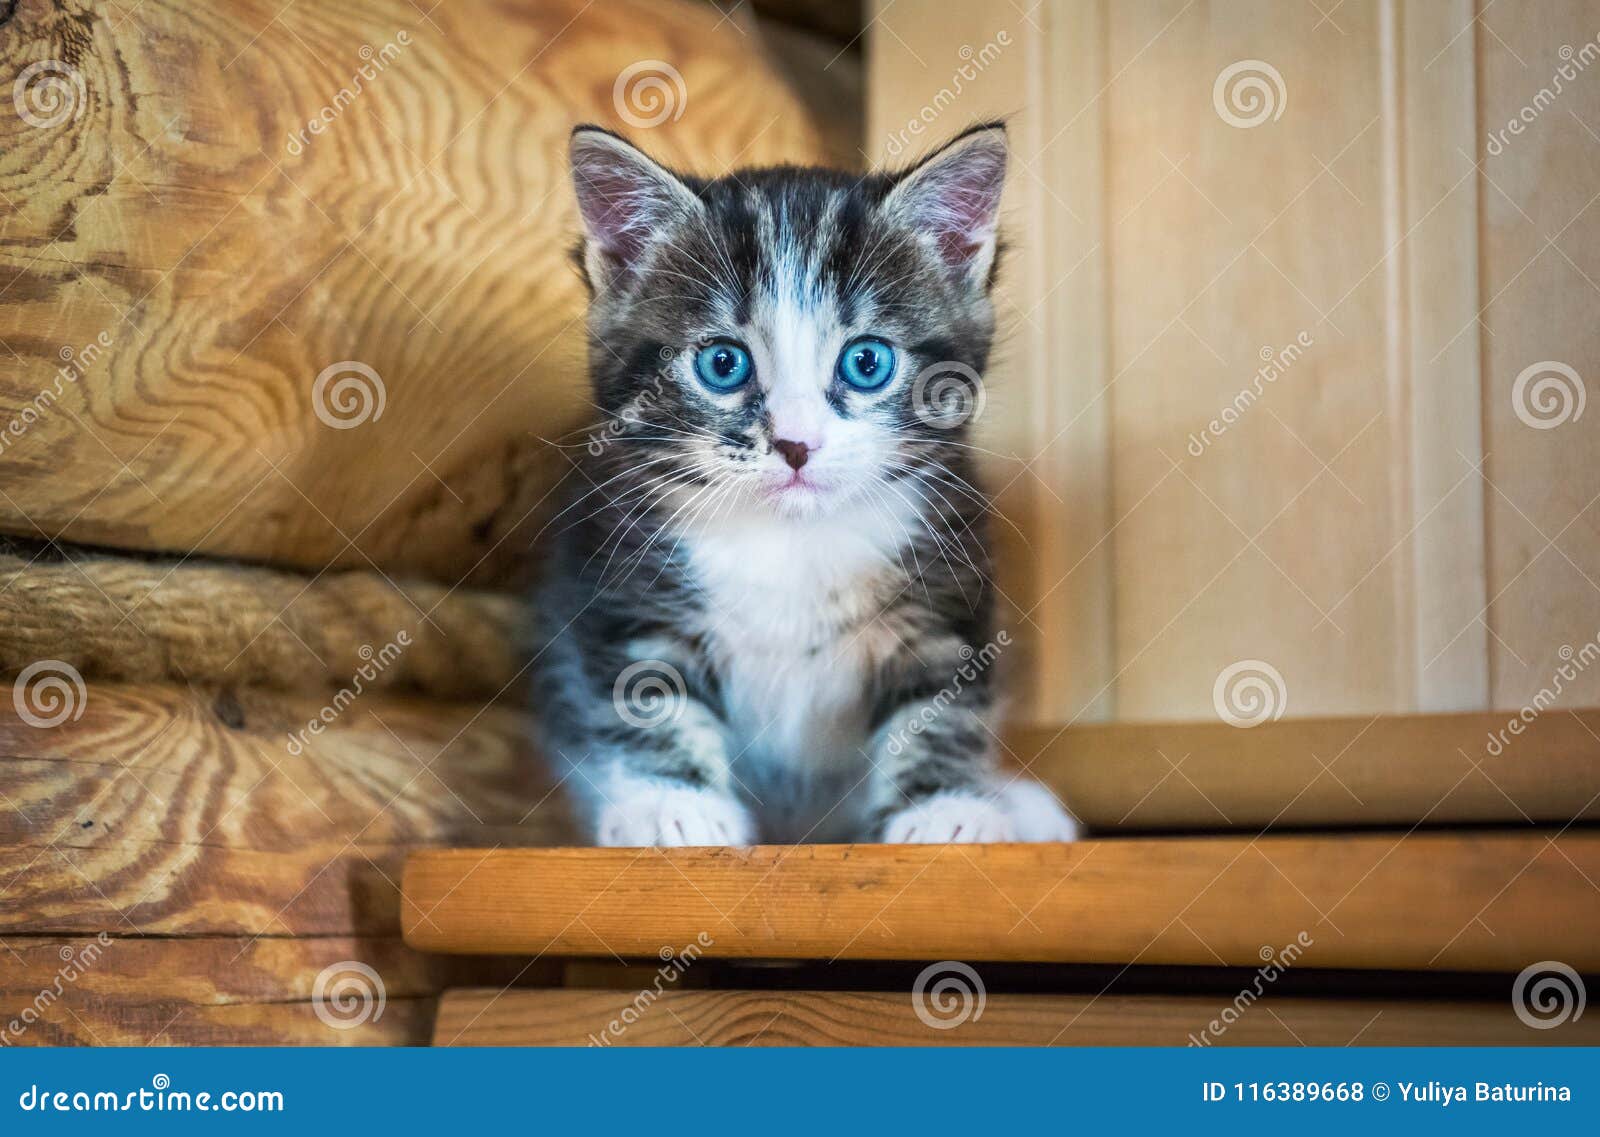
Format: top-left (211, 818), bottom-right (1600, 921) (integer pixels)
top-left (569, 126), bottom-right (701, 288)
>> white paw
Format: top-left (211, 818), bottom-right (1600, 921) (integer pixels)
top-left (992, 778), bottom-right (1081, 842)
top-left (595, 782), bottom-right (754, 847)
top-left (881, 792), bottom-right (1015, 844)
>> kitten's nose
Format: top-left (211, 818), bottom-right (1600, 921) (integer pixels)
top-left (773, 439), bottom-right (810, 470)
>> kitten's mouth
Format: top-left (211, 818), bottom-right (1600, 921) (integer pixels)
top-left (763, 469), bottom-right (829, 509)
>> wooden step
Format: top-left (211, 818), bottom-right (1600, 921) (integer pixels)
top-left (1012, 709), bottom-right (1600, 830)
top-left (402, 832), bottom-right (1600, 970)
top-left (432, 987), bottom-right (1596, 1047)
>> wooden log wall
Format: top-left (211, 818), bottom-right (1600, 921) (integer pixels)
top-left (0, 0), bottom-right (859, 587)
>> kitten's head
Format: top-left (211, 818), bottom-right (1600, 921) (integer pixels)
top-left (570, 123), bottom-right (1007, 523)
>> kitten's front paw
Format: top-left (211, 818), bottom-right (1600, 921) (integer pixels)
top-left (596, 782), bottom-right (754, 847)
top-left (993, 778), bottom-right (1081, 842)
top-left (881, 792), bottom-right (1015, 844)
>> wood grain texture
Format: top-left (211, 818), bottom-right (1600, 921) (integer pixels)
top-left (0, 0), bottom-right (854, 585)
top-left (403, 833), bottom-right (1600, 970)
top-left (1009, 709), bottom-right (1600, 830)
top-left (0, 935), bottom-right (558, 1046)
top-left (1, 680), bottom-right (572, 935)
top-left (433, 986), bottom-right (1599, 1046)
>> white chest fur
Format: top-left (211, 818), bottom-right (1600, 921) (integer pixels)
top-left (684, 499), bottom-right (913, 785)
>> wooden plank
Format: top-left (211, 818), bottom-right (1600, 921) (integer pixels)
top-left (1101, 0), bottom-right (1424, 718)
top-left (1392, 0), bottom-right (1490, 709)
top-left (1477, 4), bottom-right (1600, 708)
top-left (1, 681), bottom-right (571, 935)
top-left (1031, 0), bottom-right (1116, 725)
top-left (1009, 709), bottom-right (1600, 830)
top-left (402, 833), bottom-right (1600, 970)
top-left (0, 0), bottom-right (857, 585)
top-left (0, 935), bottom-right (557, 1047)
top-left (864, 3), bottom-right (1067, 723)
top-left (433, 987), bottom-right (1599, 1046)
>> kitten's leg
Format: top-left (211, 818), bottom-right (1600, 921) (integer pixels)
top-left (867, 691), bottom-right (1078, 844)
top-left (539, 648), bottom-right (754, 847)
top-left (867, 689), bottom-right (1015, 843)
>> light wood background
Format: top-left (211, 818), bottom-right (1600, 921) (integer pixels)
top-left (868, 0), bottom-right (1600, 725)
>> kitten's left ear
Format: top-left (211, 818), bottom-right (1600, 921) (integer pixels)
top-left (883, 122), bottom-right (1008, 284)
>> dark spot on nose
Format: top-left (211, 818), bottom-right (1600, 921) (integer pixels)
top-left (773, 439), bottom-right (809, 470)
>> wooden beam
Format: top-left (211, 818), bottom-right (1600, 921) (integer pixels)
top-left (1008, 710), bottom-right (1600, 830)
top-left (432, 987), bottom-right (1598, 1047)
top-left (2, 681), bottom-right (571, 935)
top-left (403, 833), bottom-right (1600, 970)
top-left (0, 936), bottom-right (556, 1047)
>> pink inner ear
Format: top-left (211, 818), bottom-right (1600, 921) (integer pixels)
top-left (905, 146), bottom-right (1004, 270)
top-left (575, 162), bottom-right (652, 263)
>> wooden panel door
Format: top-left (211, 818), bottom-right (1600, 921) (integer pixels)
top-left (869, 0), bottom-right (1599, 724)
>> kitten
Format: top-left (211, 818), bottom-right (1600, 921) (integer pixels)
top-left (531, 122), bottom-right (1079, 847)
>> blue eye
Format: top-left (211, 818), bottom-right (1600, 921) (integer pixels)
top-left (837, 337), bottom-right (897, 391)
top-left (693, 341), bottom-right (753, 390)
